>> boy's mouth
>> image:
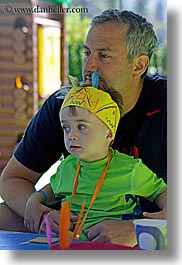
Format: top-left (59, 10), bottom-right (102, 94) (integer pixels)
top-left (70, 145), bottom-right (81, 151)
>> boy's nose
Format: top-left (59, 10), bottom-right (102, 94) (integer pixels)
top-left (69, 136), bottom-right (78, 141)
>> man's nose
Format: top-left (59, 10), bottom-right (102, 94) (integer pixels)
top-left (83, 55), bottom-right (99, 72)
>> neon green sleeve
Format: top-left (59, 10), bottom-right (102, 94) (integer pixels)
top-left (131, 159), bottom-right (167, 202)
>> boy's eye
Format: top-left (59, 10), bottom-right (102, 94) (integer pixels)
top-left (78, 124), bottom-right (86, 131)
top-left (62, 126), bottom-right (70, 133)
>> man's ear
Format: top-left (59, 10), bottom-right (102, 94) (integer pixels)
top-left (132, 55), bottom-right (149, 78)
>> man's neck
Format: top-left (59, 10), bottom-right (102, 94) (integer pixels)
top-left (122, 79), bottom-right (144, 115)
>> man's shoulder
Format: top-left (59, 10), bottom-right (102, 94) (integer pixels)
top-left (143, 75), bottom-right (167, 109)
top-left (43, 88), bottom-right (65, 107)
top-left (37, 86), bottom-right (71, 121)
top-left (144, 75), bottom-right (167, 94)
top-left (144, 75), bottom-right (167, 83)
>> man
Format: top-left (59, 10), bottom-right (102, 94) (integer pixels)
top-left (0, 9), bottom-right (166, 247)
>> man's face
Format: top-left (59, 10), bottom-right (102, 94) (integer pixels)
top-left (82, 22), bottom-right (134, 96)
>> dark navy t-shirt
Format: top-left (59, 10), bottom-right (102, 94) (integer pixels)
top-left (14, 75), bottom-right (167, 211)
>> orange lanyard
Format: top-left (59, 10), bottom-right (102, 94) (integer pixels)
top-left (70, 149), bottom-right (112, 240)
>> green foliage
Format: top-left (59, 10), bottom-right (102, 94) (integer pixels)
top-left (66, 13), bottom-right (90, 81)
top-left (38, 0), bottom-right (72, 7)
top-left (148, 43), bottom-right (167, 77)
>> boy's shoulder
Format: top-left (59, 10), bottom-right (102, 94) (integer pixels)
top-left (111, 148), bottom-right (137, 163)
top-left (61, 155), bottom-right (78, 167)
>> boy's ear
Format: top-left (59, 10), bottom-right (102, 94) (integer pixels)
top-left (106, 130), bottom-right (114, 143)
top-left (132, 55), bottom-right (149, 78)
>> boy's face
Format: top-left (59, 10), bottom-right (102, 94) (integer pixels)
top-left (60, 107), bottom-right (113, 162)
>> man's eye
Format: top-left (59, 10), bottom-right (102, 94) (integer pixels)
top-left (78, 124), bottom-right (86, 131)
top-left (100, 54), bottom-right (110, 58)
top-left (83, 50), bottom-right (90, 57)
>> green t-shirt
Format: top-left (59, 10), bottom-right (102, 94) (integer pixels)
top-left (50, 148), bottom-right (166, 240)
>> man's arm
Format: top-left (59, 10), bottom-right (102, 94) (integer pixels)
top-left (84, 219), bottom-right (137, 247)
top-left (143, 189), bottom-right (167, 219)
top-left (84, 190), bottom-right (167, 246)
top-left (0, 155), bottom-right (41, 218)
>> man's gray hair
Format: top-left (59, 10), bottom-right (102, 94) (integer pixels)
top-left (90, 9), bottom-right (157, 62)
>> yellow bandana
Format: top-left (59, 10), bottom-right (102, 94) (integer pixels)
top-left (61, 86), bottom-right (120, 136)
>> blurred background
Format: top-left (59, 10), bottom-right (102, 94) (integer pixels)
top-left (0, 0), bottom-right (166, 188)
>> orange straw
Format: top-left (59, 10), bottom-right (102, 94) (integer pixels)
top-left (59, 201), bottom-right (70, 249)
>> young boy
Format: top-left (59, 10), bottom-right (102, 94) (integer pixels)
top-left (24, 85), bottom-right (167, 241)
